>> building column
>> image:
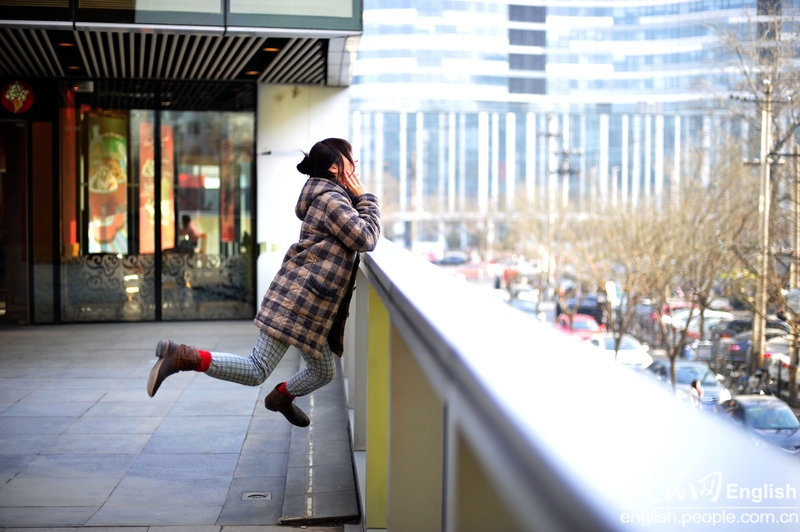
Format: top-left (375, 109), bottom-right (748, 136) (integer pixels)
top-left (644, 114), bottom-right (652, 201)
top-left (256, 84), bottom-right (350, 297)
top-left (580, 114), bottom-right (588, 210)
top-left (702, 115), bottom-right (711, 187)
top-left (448, 112), bottom-right (457, 214)
top-left (438, 112), bottom-right (447, 213)
top-left (478, 112), bottom-right (489, 215)
top-left (399, 112), bottom-right (408, 213)
top-left (374, 112), bottom-right (385, 201)
top-left (525, 112), bottom-right (536, 205)
top-left (599, 114), bottom-right (609, 206)
top-left (672, 115), bottom-right (681, 205)
top-left (655, 114), bottom-right (664, 206)
top-left (490, 112), bottom-right (499, 212)
top-left (505, 112), bottom-right (516, 212)
top-left (631, 115), bottom-right (641, 207)
top-left (621, 114), bottom-right (629, 204)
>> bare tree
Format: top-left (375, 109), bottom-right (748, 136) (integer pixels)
top-left (712, 2), bottom-right (800, 400)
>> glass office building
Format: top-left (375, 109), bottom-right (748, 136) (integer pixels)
top-left (350, 0), bottom-right (796, 251)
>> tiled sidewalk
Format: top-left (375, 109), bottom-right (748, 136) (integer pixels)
top-left (0, 321), bottom-right (359, 530)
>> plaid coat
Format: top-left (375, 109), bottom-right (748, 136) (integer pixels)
top-left (254, 177), bottom-right (381, 358)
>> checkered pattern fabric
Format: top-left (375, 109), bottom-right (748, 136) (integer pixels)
top-left (205, 331), bottom-right (289, 386)
top-left (254, 177), bottom-right (380, 359)
top-left (286, 341), bottom-right (336, 396)
top-left (204, 331), bottom-right (336, 396)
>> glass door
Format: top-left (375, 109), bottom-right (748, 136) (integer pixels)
top-left (160, 110), bottom-right (254, 320)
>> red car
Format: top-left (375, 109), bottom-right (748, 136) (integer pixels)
top-left (555, 313), bottom-right (606, 340)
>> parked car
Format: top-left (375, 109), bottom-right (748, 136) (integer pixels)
top-left (720, 395), bottom-right (800, 456)
top-left (646, 359), bottom-right (732, 406)
top-left (585, 333), bottom-right (653, 369)
top-left (555, 294), bottom-right (606, 325)
top-left (681, 310), bottom-right (734, 340)
top-left (554, 313), bottom-right (605, 341)
top-left (718, 328), bottom-right (789, 370)
top-left (761, 335), bottom-right (800, 385)
top-left (710, 316), bottom-right (789, 365)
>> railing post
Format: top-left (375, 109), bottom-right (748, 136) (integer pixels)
top-left (366, 283), bottom-right (390, 529)
top-left (349, 266), bottom-right (370, 450)
top-left (450, 428), bottom-right (524, 531)
top-left (387, 322), bottom-right (444, 531)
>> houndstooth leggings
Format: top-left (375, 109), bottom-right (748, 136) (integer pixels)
top-left (204, 330), bottom-right (336, 396)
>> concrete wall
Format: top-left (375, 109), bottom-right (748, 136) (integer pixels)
top-left (256, 84), bottom-right (351, 298)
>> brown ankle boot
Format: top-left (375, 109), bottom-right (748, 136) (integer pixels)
top-left (265, 385), bottom-right (310, 427)
top-left (146, 340), bottom-right (201, 397)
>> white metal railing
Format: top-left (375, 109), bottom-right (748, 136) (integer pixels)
top-left (342, 238), bottom-right (800, 531)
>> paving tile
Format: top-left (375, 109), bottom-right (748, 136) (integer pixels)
top-left (155, 414), bottom-right (251, 434)
top-left (0, 432), bottom-right (59, 455)
top-left (245, 415), bottom-right (292, 436)
top-left (0, 416), bottom-right (75, 434)
top-left (0, 506), bottom-right (96, 527)
top-left (169, 399), bottom-right (257, 417)
top-left (43, 432), bottom-right (151, 455)
top-left (17, 454), bottom-right (135, 479)
top-left (143, 430), bottom-right (246, 455)
top-left (23, 388), bottom-right (106, 403)
top-left (216, 477), bottom-right (284, 526)
top-left (0, 454), bottom-right (34, 484)
top-left (126, 452), bottom-right (239, 479)
top-left (240, 432), bottom-right (291, 455)
top-left (0, 401), bottom-right (94, 418)
top-left (104, 476), bottom-right (232, 507)
top-left (47, 377), bottom-right (125, 390)
top-left (0, 476), bottom-right (119, 506)
top-left (234, 451), bottom-right (288, 478)
top-left (65, 415), bottom-right (163, 434)
top-left (84, 400), bottom-right (175, 417)
top-left (87, 504), bottom-right (223, 527)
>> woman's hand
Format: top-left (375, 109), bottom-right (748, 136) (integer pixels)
top-left (341, 169), bottom-right (365, 197)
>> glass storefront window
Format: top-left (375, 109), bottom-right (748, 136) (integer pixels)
top-left (161, 110), bottom-right (254, 320)
top-left (58, 82), bottom-right (255, 322)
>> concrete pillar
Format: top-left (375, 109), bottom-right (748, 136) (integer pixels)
top-left (256, 83), bottom-right (350, 295)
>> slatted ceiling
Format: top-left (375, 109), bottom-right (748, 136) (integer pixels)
top-left (4, 29), bottom-right (32, 75)
top-left (263, 38), bottom-right (318, 84)
top-left (258, 37), bottom-right (296, 83)
top-left (276, 41), bottom-right (323, 84)
top-left (0, 26), bottom-right (329, 88)
top-left (29, 30), bottom-right (52, 75)
top-left (297, 62), bottom-right (325, 85)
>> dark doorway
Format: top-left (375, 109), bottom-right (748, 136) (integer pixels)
top-left (0, 121), bottom-right (29, 323)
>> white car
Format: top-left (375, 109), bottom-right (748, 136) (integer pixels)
top-left (586, 333), bottom-right (653, 369)
top-left (763, 335), bottom-right (799, 384)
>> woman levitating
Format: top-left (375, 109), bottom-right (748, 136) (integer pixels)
top-left (147, 138), bottom-right (381, 427)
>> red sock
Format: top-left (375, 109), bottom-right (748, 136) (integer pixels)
top-left (278, 382), bottom-right (295, 399)
top-left (197, 350), bottom-right (212, 372)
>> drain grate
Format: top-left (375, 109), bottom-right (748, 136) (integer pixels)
top-left (242, 491), bottom-right (272, 501)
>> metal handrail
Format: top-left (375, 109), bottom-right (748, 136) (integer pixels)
top-left (352, 238), bottom-right (800, 531)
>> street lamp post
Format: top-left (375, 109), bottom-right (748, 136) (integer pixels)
top-left (752, 79), bottom-right (773, 373)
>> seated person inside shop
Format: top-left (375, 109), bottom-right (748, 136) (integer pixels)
top-left (178, 214), bottom-right (207, 255)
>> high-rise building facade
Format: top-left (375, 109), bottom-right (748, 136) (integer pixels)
top-left (351, 0), bottom-right (796, 252)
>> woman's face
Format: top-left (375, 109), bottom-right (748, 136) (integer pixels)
top-left (330, 153), bottom-right (356, 181)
